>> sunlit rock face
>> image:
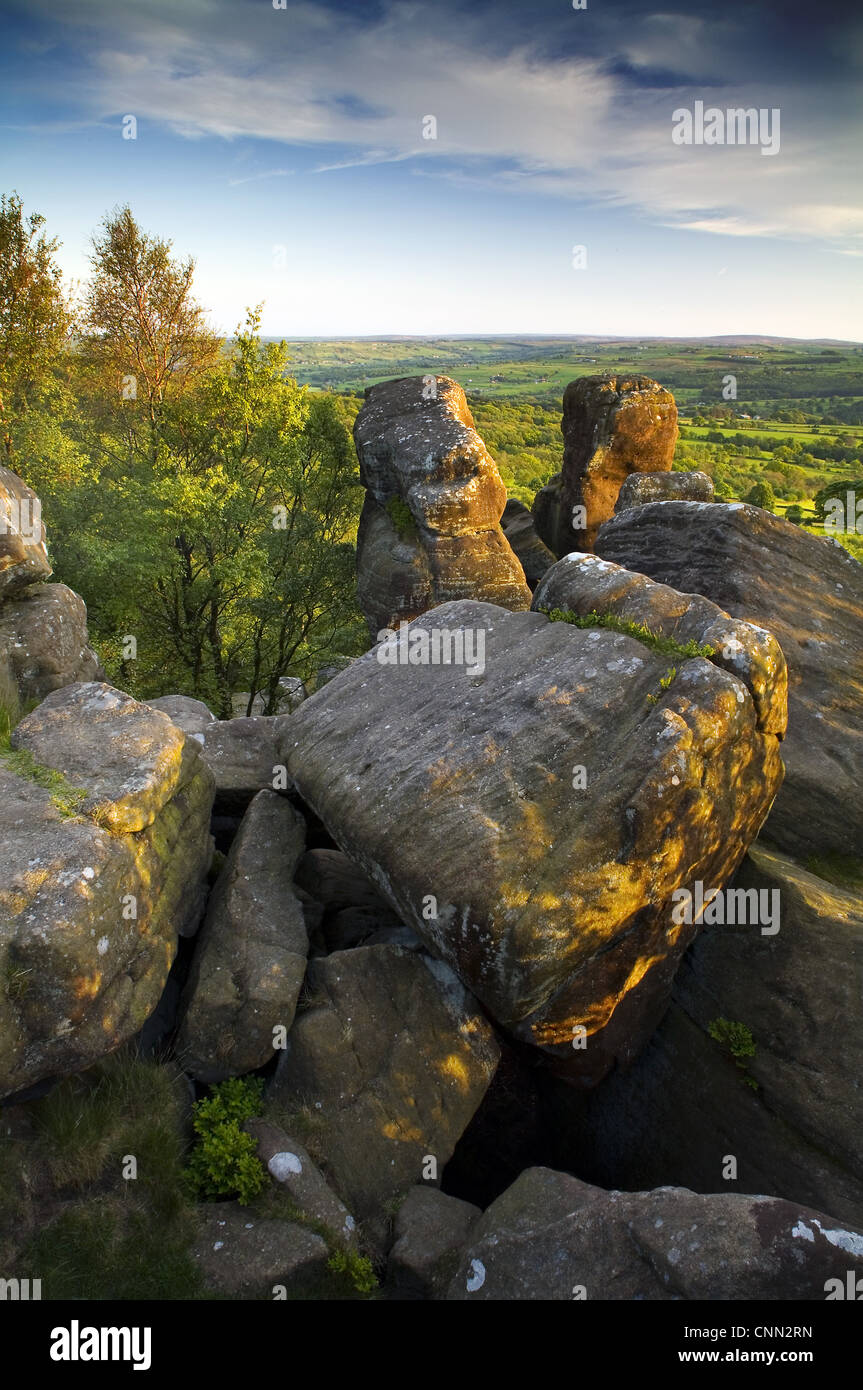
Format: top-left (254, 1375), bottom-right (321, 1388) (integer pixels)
top-left (353, 375), bottom-right (531, 636)
top-left (532, 375), bottom-right (677, 556)
top-left (282, 597), bottom-right (785, 1086)
top-left (0, 683), bottom-right (214, 1100)
top-left (268, 942), bottom-right (499, 1252)
top-left (545, 847), bottom-right (863, 1233)
top-left (614, 468), bottom-right (714, 513)
top-left (0, 463), bottom-right (50, 598)
top-left (596, 499), bottom-right (863, 859)
top-left (445, 1167), bottom-right (863, 1301)
top-left (0, 582), bottom-right (103, 708)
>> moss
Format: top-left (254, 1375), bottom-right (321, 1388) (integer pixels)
top-left (540, 608), bottom-right (716, 661)
top-left (804, 852), bottom-right (863, 894)
top-left (0, 732), bottom-right (90, 820)
top-left (385, 495), bottom-right (419, 541)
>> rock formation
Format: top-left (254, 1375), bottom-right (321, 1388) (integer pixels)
top-left (614, 468), bottom-right (714, 512)
top-left (0, 682), bottom-right (214, 1099)
top-left (532, 374), bottom-right (677, 555)
top-left (282, 591), bottom-right (785, 1085)
top-left (499, 498), bottom-right (556, 589)
top-left (353, 376), bottom-right (531, 634)
top-left (447, 1167), bottom-right (863, 1300)
top-left (596, 499), bottom-right (863, 859)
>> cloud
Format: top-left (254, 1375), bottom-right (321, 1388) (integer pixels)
top-left (6, 0), bottom-right (863, 254)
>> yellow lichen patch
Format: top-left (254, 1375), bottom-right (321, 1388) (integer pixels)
top-left (436, 1052), bottom-right (472, 1092)
top-left (382, 1119), bottom-right (424, 1143)
top-left (73, 971), bottom-right (102, 1001)
top-left (537, 685), bottom-right (573, 707)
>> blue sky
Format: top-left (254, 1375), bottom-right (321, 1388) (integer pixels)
top-left (1, 0), bottom-right (861, 338)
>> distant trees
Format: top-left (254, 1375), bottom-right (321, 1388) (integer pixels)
top-left (746, 480), bottom-right (776, 511)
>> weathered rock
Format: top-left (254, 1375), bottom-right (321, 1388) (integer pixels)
top-left (388, 1187), bottom-right (481, 1299)
top-left (176, 791), bottom-right (308, 1083)
top-left (268, 943), bottom-right (499, 1249)
top-left (547, 846), bottom-right (863, 1230)
top-left (0, 583), bottom-right (103, 709)
top-left (0, 686), bottom-right (214, 1099)
top-left (283, 599), bottom-right (784, 1084)
top-left (245, 1118), bottom-right (357, 1246)
top-left (294, 849), bottom-right (394, 916)
top-left (146, 695), bottom-right (215, 737)
top-left (447, 1167), bottom-right (863, 1300)
top-left (533, 552), bottom-right (787, 735)
top-left (500, 499), bottom-right (557, 590)
top-left (13, 683), bottom-right (188, 834)
top-left (353, 376), bottom-right (530, 634)
top-left (533, 376), bottom-right (677, 556)
top-left (615, 468), bottom-right (714, 512)
top-left (0, 465), bottom-right (50, 598)
top-left (596, 500), bottom-right (863, 858)
top-left (191, 1201), bottom-right (329, 1299)
top-left (199, 714), bottom-right (293, 813)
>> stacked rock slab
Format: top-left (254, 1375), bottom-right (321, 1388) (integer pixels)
top-left (614, 468), bottom-right (714, 513)
top-left (532, 375), bottom-right (677, 556)
top-left (283, 588), bottom-right (785, 1086)
top-left (0, 465), bottom-right (102, 708)
top-left (447, 1167), bottom-right (863, 1301)
top-left (0, 683), bottom-right (214, 1099)
top-left (353, 376), bottom-right (531, 635)
top-left (596, 500), bottom-right (863, 859)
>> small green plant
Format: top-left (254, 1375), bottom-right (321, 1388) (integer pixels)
top-left (540, 609), bottom-right (715, 662)
top-left (327, 1248), bottom-right (378, 1295)
top-left (185, 1077), bottom-right (267, 1205)
top-left (708, 1017), bottom-right (758, 1090)
top-left (385, 495), bottom-right (418, 541)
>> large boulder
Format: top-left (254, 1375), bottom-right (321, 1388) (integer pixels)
top-left (282, 598), bottom-right (784, 1085)
top-left (145, 695), bottom-right (215, 737)
top-left (388, 1187), bottom-right (481, 1299)
top-left (245, 1118), bottom-right (357, 1247)
top-left (0, 465), bottom-right (50, 598)
top-left (268, 943), bottom-right (499, 1249)
top-left (198, 714), bottom-right (293, 813)
top-left (546, 846), bottom-right (863, 1230)
top-left (596, 500), bottom-right (863, 858)
top-left (191, 1202), bottom-right (330, 1300)
top-left (176, 791), bottom-right (309, 1083)
top-left (0, 684), bottom-right (214, 1099)
top-left (532, 375), bottom-right (677, 556)
top-left (614, 468), bottom-right (714, 512)
top-left (353, 376), bottom-right (531, 635)
top-left (500, 499), bottom-right (557, 590)
top-left (446, 1167), bottom-right (863, 1300)
top-left (0, 583), bottom-right (102, 709)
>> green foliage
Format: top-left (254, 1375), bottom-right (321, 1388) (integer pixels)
top-left (385, 495), bottom-right (418, 540)
top-left (0, 730), bottom-right (89, 819)
top-left (745, 480), bottom-right (776, 510)
top-left (327, 1248), bottom-right (378, 1295)
top-left (185, 1077), bottom-right (267, 1205)
top-left (3, 1050), bottom-right (202, 1298)
top-left (541, 608), bottom-right (715, 661)
top-left (708, 1018), bottom-right (758, 1089)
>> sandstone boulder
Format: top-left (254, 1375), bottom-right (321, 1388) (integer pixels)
top-left (615, 468), bottom-right (714, 512)
top-left (268, 943), bottom-right (499, 1249)
top-left (548, 846), bottom-right (863, 1230)
top-left (146, 695), bottom-right (215, 737)
top-left (0, 685), bottom-right (214, 1099)
top-left (283, 598), bottom-right (784, 1084)
top-left (191, 1201), bottom-right (329, 1299)
top-left (0, 464), bottom-right (50, 598)
top-left (500, 499), bottom-right (556, 590)
top-left (533, 375), bottom-right (677, 556)
top-left (353, 376), bottom-right (530, 634)
top-left (176, 791), bottom-right (308, 1083)
top-left (0, 583), bottom-right (102, 709)
top-left (596, 500), bottom-right (863, 858)
top-left (446, 1167), bottom-right (863, 1300)
top-left (199, 714), bottom-right (293, 813)
top-left (245, 1118), bottom-right (357, 1247)
top-left (388, 1187), bottom-right (481, 1299)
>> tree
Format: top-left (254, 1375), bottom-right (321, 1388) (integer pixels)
top-left (81, 206), bottom-right (221, 462)
top-left (746, 480), bottom-right (776, 511)
top-left (0, 192), bottom-right (72, 460)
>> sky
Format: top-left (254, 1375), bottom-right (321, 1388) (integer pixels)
top-left (0, 0), bottom-right (861, 338)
